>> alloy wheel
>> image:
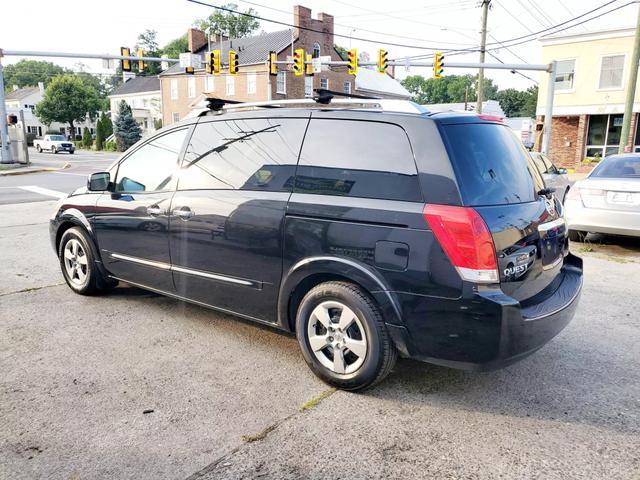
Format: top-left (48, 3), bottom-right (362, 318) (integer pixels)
top-left (63, 238), bottom-right (88, 286)
top-left (306, 300), bottom-right (368, 375)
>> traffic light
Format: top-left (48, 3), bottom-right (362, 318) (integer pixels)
top-left (305, 53), bottom-right (313, 76)
top-left (229, 50), bottom-right (239, 75)
top-left (293, 48), bottom-right (304, 76)
top-left (137, 48), bottom-right (146, 72)
top-left (268, 51), bottom-right (277, 76)
top-left (185, 66), bottom-right (195, 75)
top-left (207, 50), bottom-right (221, 75)
top-left (377, 49), bottom-right (388, 74)
top-left (433, 52), bottom-right (445, 79)
top-left (347, 48), bottom-right (357, 75)
top-left (120, 47), bottom-right (131, 72)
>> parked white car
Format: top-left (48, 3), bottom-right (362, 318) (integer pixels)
top-left (34, 134), bottom-right (75, 154)
top-left (565, 154), bottom-right (640, 240)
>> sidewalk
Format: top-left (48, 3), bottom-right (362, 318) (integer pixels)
top-left (0, 160), bottom-right (70, 176)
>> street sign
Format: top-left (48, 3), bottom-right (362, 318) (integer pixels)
top-left (179, 53), bottom-right (202, 70)
top-left (312, 57), bottom-right (322, 73)
top-left (319, 55), bottom-right (331, 71)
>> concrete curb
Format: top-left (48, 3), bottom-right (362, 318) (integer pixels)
top-left (0, 162), bottom-right (71, 177)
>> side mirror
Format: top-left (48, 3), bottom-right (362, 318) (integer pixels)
top-left (558, 168), bottom-right (568, 175)
top-left (88, 172), bottom-right (110, 191)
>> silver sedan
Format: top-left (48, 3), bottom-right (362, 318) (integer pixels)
top-left (530, 152), bottom-right (571, 203)
top-left (565, 154), bottom-right (640, 240)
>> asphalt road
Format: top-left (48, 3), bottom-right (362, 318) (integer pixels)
top-left (0, 148), bottom-right (117, 205)
top-left (1, 200), bottom-right (639, 479)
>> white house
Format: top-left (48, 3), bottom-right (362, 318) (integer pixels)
top-left (354, 68), bottom-right (411, 100)
top-left (109, 76), bottom-right (162, 136)
top-left (5, 83), bottom-right (97, 139)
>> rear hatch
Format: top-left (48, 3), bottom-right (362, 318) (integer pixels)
top-left (439, 119), bottom-right (568, 302)
top-left (576, 178), bottom-right (640, 212)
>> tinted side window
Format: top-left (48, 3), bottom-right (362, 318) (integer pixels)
top-left (115, 129), bottom-right (188, 192)
top-left (296, 119), bottom-right (421, 202)
top-left (179, 118), bottom-right (307, 191)
top-left (442, 124), bottom-right (543, 206)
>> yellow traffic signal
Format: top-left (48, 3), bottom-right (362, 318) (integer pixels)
top-left (137, 48), bottom-right (146, 72)
top-left (377, 49), bottom-right (388, 74)
top-left (433, 52), bottom-right (445, 79)
top-left (347, 48), bottom-right (357, 75)
top-left (305, 53), bottom-right (313, 76)
top-left (185, 66), bottom-right (195, 75)
top-left (229, 50), bottom-right (239, 75)
top-left (207, 50), bottom-right (220, 75)
top-left (293, 48), bottom-right (304, 76)
top-left (268, 51), bottom-right (277, 76)
top-left (120, 47), bottom-right (131, 72)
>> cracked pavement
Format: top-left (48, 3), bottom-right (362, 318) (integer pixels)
top-left (1, 201), bottom-right (639, 479)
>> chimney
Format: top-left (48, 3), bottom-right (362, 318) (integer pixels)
top-left (293, 5), bottom-right (312, 39)
top-left (317, 12), bottom-right (334, 38)
top-left (188, 28), bottom-right (207, 53)
top-left (38, 82), bottom-right (45, 94)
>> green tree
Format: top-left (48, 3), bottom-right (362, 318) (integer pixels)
top-left (95, 117), bottom-right (105, 151)
top-left (496, 88), bottom-right (527, 117)
top-left (520, 85), bottom-right (539, 118)
top-left (161, 34), bottom-right (189, 59)
top-left (3, 60), bottom-right (68, 90)
top-left (101, 112), bottom-right (113, 138)
top-left (136, 29), bottom-right (162, 75)
top-left (82, 127), bottom-right (92, 148)
top-left (334, 45), bottom-right (348, 61)
top-left (35, 75), bottom-right (101, 141)
top-left (113, 101), bottom-right (141, 152)
top-left (401, 74), bottom-right (499, 105)
top-left (195, 3), bottom-right (259, 38)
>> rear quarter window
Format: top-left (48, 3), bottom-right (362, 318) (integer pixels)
top-left (295, 119), bottom-right (422, 202)
top-left (442, 123), bottom-right (543, 206)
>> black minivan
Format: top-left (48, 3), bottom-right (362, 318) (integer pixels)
top-left (50, 103), bottom-right (583, 390)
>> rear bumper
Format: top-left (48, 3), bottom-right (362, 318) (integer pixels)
top-left (388, 254), bottom-right (583, 370)
top-left (565, 199), bottom-right (640, 237)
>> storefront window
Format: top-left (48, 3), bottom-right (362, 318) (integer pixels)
top-left (585, 114), bottom-right (623, 160)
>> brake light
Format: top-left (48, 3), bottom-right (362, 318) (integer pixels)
top-left (478, 114), bottom-right (504, 123)
top-left (423, 204), bottom-right (499, 283)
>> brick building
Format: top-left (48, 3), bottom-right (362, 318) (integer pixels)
top-left (536, 28), bottom-right (640, 168)
top-left (159, 5), bottom-right (352, 126)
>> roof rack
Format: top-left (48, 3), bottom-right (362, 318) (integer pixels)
top-left (195, 89), bottom-right (429, 117)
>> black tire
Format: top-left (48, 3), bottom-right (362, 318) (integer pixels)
top-left (51, 146), bottom-right (57, 154)
top-left (58, 227), bottom-right (111, 295)
top-left (296, 281), bottom-right (397, 391)
top-left (562, 187), bottom-right (569, 204)
top-left (69, 150), bottom-right (75, 154)
top-left (568, 229), bottom-right (587, 242)
top-left (36, 145), bottom-right (42, 153)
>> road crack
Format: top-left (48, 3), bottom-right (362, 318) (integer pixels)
top-left (0, 283), bottom-right (64, 297)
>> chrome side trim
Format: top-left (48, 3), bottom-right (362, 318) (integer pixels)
top-left (109, 252), bottom-right (255, 287)
top-left (538, 217), bottom-right (565, 232)
top-left (171, 265), bottom-right (253, 286)
top-left (110, 252), bottom-right (171, 270)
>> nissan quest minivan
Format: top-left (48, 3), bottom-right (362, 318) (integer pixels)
top-left (50, 100), bottom-right (583, 391)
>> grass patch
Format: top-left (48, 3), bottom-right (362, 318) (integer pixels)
top-left (606, 256), bottom-right (629, 264)
top-left (299, 388), bottom-right (336, 412)
top-left (578, 245), bottom-right (595, 253)
top-left (241, 424), bottom-right (277, 443)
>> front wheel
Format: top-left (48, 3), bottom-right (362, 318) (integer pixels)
top-left (51, 146), bottom-right (57, 154)
top-left (58, 227), bottom-right (112, 295)
top-left (296, 281), bottom-right (397, 391)
top-left (36, 145), bottom-right (42, 153)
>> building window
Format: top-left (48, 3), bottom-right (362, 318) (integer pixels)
top-left (187, 77), bottom-right (196, 98)
top-left (585, 114), bottom-right (623, 159)
top-left (320, 78), bottom-right (328, 90)
top-left (247, 72), bottom-right (257, 95)
top-left (172, 112), bottom-right (180, 124)
top-left (170, 79), bottom-right (178, 100)
top-left (205, 75), bottom-right (215, 92)
top-left (226, 75), bottom-right (235, 96)
top-left (555, 59), bottom-right (575, 91)
top-left (313, 42), bottom-right (321, 59)
top-left (276, 71), bottom-right (286, 94)
top-left (304, 76), bottom-right (313, 97)
top-left (599, 54), bottom-right (625, 90)
top-left (343, 81), bottom-right (352, 94)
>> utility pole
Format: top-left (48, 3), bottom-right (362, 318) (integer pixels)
top-left (476, 0), bottom-right (491, 114)
top-left (0, 51), bottom-right (14, 164)
top-left (464, 85), bottom-right (469, 111)
top-left (619, 5), bottom-right (640, 153)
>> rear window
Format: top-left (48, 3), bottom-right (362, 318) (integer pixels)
top-left (591, 155), bottom-right (640, 178)
top-left (442, 123), bottom-right (543, 206)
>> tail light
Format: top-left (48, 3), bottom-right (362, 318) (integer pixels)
top-left (578, 187), bottom-right (606, 208)
top-left (423, 204), bottom-right (499, 284)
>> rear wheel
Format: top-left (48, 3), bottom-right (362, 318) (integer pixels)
top-left (568, 229), bottom-right (587, 242)
top-left (296, 281), bottom-right (397, 391)
top-left (58, 227), bottom-right (112, 295)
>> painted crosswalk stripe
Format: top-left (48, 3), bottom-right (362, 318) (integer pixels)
top-left (18, 185), bottom-right (68, 199)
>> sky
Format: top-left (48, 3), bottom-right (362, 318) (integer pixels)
top-left (1, 0), bottom-right (638, 91)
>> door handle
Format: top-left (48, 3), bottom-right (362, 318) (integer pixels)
top-left (173, 206), bottom-right (194, 220)
top-left (146, 205), bottom-right (164, 216)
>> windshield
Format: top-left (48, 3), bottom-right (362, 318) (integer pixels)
top-left (49, 135), bottom-right (65, 141)
top-left (591, 155), bottom-right (640, 178)
top-left (442, 123), bottom-right (543, 206)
